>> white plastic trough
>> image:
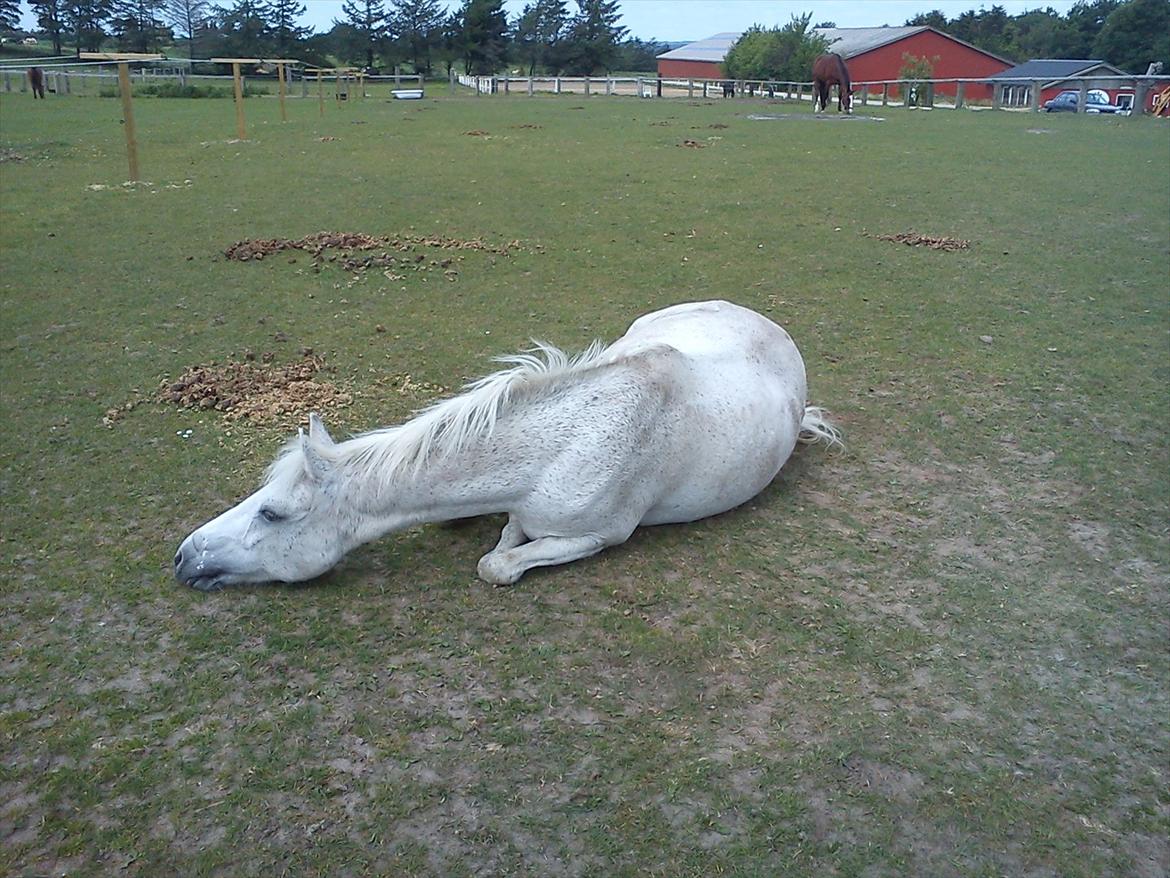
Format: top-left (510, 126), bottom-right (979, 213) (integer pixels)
top-left (392, 89), bottom-right (424, 100)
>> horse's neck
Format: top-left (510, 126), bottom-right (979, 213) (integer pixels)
top-left (336, 383), bottom-right (579, 532)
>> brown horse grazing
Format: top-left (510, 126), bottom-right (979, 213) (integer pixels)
top-left (812, 53), bottom-right (851, 113)
top-left (27, 67), bottom-right (46, 99)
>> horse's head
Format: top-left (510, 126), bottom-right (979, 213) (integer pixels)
top-left (174, 414), bottom-right (357, 591)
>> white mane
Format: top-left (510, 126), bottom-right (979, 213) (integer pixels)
top-left (267, 338), bottom-right (610, 487)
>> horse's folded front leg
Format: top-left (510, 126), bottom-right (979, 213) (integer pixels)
top-left (491, 515), bottom-right (528, 553)
top-left (477, 533), bottom-right (608, 586)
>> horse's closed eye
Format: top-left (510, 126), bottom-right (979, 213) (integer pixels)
top-left (259, 507), bottom-right (285, 523)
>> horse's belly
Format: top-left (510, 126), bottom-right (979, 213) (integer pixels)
top-left (641, 388), bottom-right (800, 525)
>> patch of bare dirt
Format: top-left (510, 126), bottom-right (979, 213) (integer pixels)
top-left (157, 352), bottom-right (352, 424)
top-left (865, 231), bottom-right (971, 251)
top-left (678, 139), bottom-right (706, 148)
top-left (0, 148), bottom-right (26, 163)
top-left (841, 754), bottom-right (925, 801)
top-left (224, 230), bottom-right (523, 262)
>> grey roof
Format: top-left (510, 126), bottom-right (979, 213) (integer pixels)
top-left (656, 32), bottom-right (740, 63)
top-left (815, 26), bottom-right (927, 58)
top-left (657, 26), bottom-right (1012, 65)
top-left (986, 59), bottom-right (1126, 80)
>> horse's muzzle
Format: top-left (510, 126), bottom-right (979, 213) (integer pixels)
top-left (174, 538), bottom-right (226, 591)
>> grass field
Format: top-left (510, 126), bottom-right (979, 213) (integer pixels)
top-left (1, 87), bottom-right (1168, 877)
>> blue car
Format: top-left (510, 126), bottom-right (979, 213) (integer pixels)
top-left (1043, 89), bottom-right (1121, 113)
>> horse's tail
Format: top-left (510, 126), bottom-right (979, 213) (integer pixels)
top-left (799, 405), bottom-right (844, 451)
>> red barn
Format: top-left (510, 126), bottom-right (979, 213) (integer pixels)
top-left (657, 26), bottom-right (1012, 99)
top-left (656, 32), bottom-right (742, 80)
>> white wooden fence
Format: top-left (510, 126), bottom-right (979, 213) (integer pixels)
top-left (454, 71), bottom-right (1170, 115)
top-left (4, 62), bottom-right (1166, 115)
top-left (0, 62), bottom-right (423, 99)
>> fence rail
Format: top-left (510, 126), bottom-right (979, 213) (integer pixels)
top-left (3, 63), bottom-right (1166, 115)
top-left (454, 71), bottom-right (1170, 115)
top-left (0, 65), bottom-right (423, 98)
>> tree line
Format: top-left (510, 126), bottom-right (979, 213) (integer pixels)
top-left (906, 0), bottom-right (1168, 74)
top-left (718, 0), bottom-right (1166, 82)
top-left (4, 0), bottom-right (1166, 76)
top-left (6, 0), bottom-right (662, 76)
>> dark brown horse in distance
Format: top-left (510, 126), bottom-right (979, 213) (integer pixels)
top-left (812, 53), bottom-right (851, 113)
top-left (27, 67), bottom-right (46, 99)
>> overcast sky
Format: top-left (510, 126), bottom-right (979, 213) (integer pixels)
top-left (17, 0), bottom-right (1086, 43)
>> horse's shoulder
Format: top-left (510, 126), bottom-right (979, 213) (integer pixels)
top-left (607, 341), bottom-right (688, 375)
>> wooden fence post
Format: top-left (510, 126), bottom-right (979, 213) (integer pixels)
top-left (231, 62), bottom-right (246, 138)
top-left (117, 61), bottom-right (140, 181)
top-left (584, 77), bottom-right (590, 96)
top-left (277, 63), bottom-right (287, 121)
top-left (1132, 79), bottom-right (1150, 116)
top-left (1030, 80), bottom-right (1041, 112)
top-left (954, 81), bottom-right (964, 109)
top-left (1077, 80), bottom-right (1088, 113)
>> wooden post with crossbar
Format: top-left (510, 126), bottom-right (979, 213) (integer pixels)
top-left (80, 53), bottom-right (164, 181)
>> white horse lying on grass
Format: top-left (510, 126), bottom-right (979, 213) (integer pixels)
top-left (174, 300), bottom-right (841, 590)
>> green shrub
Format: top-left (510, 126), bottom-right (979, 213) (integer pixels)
top-left (96, 82), bottom-right (268, 99)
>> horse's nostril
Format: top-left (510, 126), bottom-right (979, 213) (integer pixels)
top-left (174, 548), bottom-right (184, 570)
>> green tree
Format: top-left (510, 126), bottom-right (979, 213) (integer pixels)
top-left (898, 52), bottom-right (937, 105)
top-left (111, 0), bottom-right (169, 52)
top-left (268, 0), bottom-right (307, 54)
top-left (947, 4), bottom-right (1012, 58)
top-left (723, 14), bottom-right (828, 81)
top-left (1093, 0), bottom-right (1170, 71)
top-left (1061, 0), bottom-right (1122, 56)
top-left (459, 0), bottom-right (507, 75)
top-left (340, 0), bottom-right (387, 69)
top-left (30, 0), bottom-right (67, 53)
top-left (164, 0), bottom-right (211, 58)
top-left (611, 37), bottom-right (668, 72)
top-left (66, 0), bottom-right (116, 54)
top-left (211, 0), bottom-right (274, 57)
top-left (391, 0), bottom-right (445, 75)
top-left (0, 0), bottom-right (21, 32)
top-left (1004, 8), bottom-right (1068, 61)
top-left (560, 0), bottom-right (627, 75)
top-left (722, 25), bottom-right (771, 79)
top-left (433, 8), bottom-right (462, 76)
top-left (905, 9), bottom-right (949, 29)
top-left (513, 0), bottom-right (568, 75)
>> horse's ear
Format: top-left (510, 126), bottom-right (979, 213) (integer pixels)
top-left (300, 413), bottom-right (335, 483)
top-left (308, 412), bottom-right (335, 448)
